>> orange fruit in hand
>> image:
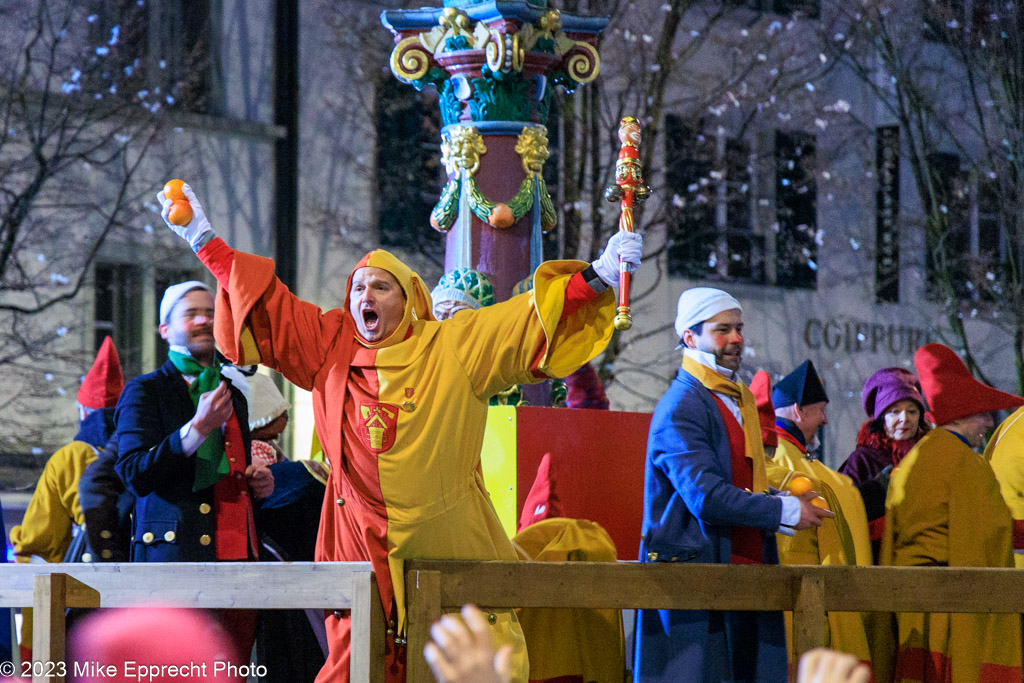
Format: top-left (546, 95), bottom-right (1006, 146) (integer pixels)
top-left (167, 199), bottom-right (193, 226)
top-left (788, 475), bottom-right (813, 497)
top-left (163, 178), bottom-right (187, 201)
top-left (811, 496), bottom-right (829, 510)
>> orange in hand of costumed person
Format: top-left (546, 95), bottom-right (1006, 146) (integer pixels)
top-left (163, 179), bottom-right (194, 226)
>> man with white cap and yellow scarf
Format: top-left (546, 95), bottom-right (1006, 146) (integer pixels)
top-left (634, 287), bottom-right (832, 683)
top-left (157, 183), bottom-right (642, 683)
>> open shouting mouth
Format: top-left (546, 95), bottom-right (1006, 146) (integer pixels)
top-left (362, 308), bottom-right (379, 332)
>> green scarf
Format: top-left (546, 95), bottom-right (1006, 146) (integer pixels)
top-left (168, 350), bottom-right (230, 491)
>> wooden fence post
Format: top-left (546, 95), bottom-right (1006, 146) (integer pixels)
top-left (32, 574), bottom-right (67, 683)
top-left (350, 571), bottom-right (385, 683)
top-left (405, 570), bottom-right (441, 683)
top-left (791, 572), bottom-right (826, 672)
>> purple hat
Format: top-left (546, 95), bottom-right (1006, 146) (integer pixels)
top-left (861, 367), bottom-right (926, 420)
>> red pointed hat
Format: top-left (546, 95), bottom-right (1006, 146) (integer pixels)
top-left (914, 343), bottom-right (1024, 425)
top-left (518, 452), bottom-right (563, 532)
top-left (77, 336), bottom-right (124, 409)
top-left (750, 370), bottom-right (778, 448)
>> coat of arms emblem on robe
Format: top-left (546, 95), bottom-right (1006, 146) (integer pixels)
top-left (359, 403), bottom-right (398, 452)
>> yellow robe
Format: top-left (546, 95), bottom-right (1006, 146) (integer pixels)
top-left (769, 436), bottom-right (875, 671)
top-left (882, 428), bottom-right (1021, 683)
top-left (10, 440), bottom-right (98, 658)
top-left (985, 406), bottom-right (1024, 568)
top-left (513, 518), bottom-right (625, 683)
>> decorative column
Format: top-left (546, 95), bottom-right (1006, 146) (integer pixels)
top-left (381, 0), bottom-right (608, 302)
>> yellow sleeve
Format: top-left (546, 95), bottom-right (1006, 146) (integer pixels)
top-left (10, 442), bottom-right (96, 563)
top-left (440, 260), bottom-right (614, 399)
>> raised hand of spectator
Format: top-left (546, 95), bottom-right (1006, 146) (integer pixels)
top-left (797, 648), bottom-right (871, 683)
top-left (423, 604), bottom-right (511, 683)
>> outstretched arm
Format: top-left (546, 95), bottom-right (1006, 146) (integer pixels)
top-left (445, 231), bottom-right (642, 399)
top-left (157, 184), bottom-right (340, 389)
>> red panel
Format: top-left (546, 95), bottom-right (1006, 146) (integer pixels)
top-left (516, 407), bottom-right (651, 561)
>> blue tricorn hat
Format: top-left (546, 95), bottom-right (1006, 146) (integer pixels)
top-left (772, 360), bottom-right (828, 408)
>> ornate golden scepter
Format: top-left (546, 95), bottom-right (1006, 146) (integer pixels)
top-left (604, 116), bottom-right (650, 331)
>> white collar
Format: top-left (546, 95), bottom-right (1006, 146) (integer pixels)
top-left (169, 344), bottom-right (192, 357)
top-left (683, 347), bottom-right (737, 381)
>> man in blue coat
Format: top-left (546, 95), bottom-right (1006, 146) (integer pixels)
top-left (634, 287), bottom-right (832, 682)
top-left (114, 281), bottom-right (274, 666)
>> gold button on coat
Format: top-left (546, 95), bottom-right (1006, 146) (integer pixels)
top-left (647, 551), bottom-right (658, 562)
top-left (101, 549), bottom-right (113, 560)
top-left (164, 531), bottom-right (176, 542)
top-left (100, 529), bottom-right (112, 539)
top-left (200, 534), bottom-right (212, 546)
top-left (488, 613), bottom-right (498, 624)
top-left (336, 497), bottom-right (345, 506)
top-left (142, 532), bottom-right (154, 543)
top-left (199, 503), bottom-right (212, 514)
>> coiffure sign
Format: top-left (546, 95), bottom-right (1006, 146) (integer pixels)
top-left (804, 318), bottom-right (933, 356)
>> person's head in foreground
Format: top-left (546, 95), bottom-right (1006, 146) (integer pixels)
top-left (675, 287), bottom-right (744, 373)
top-left (914, 342), bottom-right (1024, 449)
top-left (69, 606), bottom-right (234, 683)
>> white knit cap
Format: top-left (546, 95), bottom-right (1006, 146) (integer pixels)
top-left (674, 287), bottom-right (743, 340)
top-left (159, 280), bottom-right (212, 325)
top-left (220, 366), bottom-right (290, 431)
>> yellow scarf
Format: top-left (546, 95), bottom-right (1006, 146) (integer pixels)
top-left (682, 355), bottom-right (769, 494)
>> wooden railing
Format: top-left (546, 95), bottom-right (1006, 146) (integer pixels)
top-left (403, 560), bottom-right (1024, 683)
top-left (6, 561), bottom-right (1024, 683)
top-left (0, 562), bottom-right (383, 683)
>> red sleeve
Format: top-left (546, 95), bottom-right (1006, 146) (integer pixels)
top-left (196, 237), bottom-right (234, 286)
top-left (560, 271), bottom-right (602, 321)
top-left (529, 271), bottom-right (603, 377)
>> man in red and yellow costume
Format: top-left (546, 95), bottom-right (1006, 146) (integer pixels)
top-left (157, 184), bottom-right (642, 683)
top-left (883, 343), bottom-right (1023, 683)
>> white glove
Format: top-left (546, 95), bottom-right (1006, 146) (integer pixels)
top-left (156, 183), bottom-right (216, 252)
top-left (592, 231), bottom-right (643, 287)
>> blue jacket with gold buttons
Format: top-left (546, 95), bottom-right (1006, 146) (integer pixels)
top-left (114, 359), bottom-right (252, 562)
